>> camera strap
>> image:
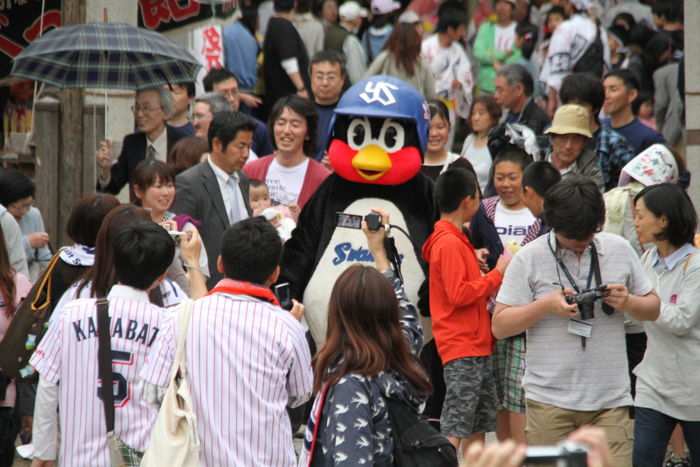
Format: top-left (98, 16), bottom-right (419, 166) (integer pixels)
top-left (548, 233), bottom-right (601, 292)
top-left (384, 234), bottom-right (404, 283)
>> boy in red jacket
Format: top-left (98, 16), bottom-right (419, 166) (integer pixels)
top-left (421, 167), bottom-right (510, 455)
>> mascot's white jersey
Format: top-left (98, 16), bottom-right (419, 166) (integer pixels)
top-left (303, 198), bottom-right (425, 345)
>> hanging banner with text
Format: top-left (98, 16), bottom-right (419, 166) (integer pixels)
top-left (0, 0), bottom-right (62, 80)
top-left (192, 23), bottom-right (223, 84)
top-left (138, 0), bottom-right (236, 33)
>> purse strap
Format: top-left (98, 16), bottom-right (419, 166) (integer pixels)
top-left (170, 299), bottom-right (194, 382)
top-left (30, 248), bottom-right (63, 311)
top-left (96, 298), bottom-right (115, 433)
top-left (306, 383), bottom-right (330, 467)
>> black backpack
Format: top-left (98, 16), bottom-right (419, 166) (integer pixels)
top-left (572, 23), bottom-right (605, 78)
top-left (385, 396), bottom-right (458, 467)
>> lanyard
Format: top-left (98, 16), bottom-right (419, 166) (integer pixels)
top-left (548, 233), bottom-right (603, 292)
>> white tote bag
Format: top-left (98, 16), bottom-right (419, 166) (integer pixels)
top-left (141, 299), bottom-right (200, 466)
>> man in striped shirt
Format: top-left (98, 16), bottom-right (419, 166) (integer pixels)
top-left (141, 217), bottom-right (312, 466)
top-left (30, 221), bottom-right (176, 466)
top-left (492, 176), bottom-right (659, 466)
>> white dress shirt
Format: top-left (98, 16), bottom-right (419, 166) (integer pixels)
top-left (147, 126), bottom-right (168, 162)
top-left (207, 156), bottom-right (249, 224)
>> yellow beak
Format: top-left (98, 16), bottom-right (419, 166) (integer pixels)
top-left (351, 145), bottom-right (392, 181)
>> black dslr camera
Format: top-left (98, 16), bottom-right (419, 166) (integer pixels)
top-left (564, 284), bottom-right (611, 320)
top-left (335, 212), bottom-right (382, 231)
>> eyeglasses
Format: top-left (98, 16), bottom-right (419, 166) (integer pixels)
top-left (312, 73), bottom-right (340, 82)
top-left (131, 105), bottom-right (162, 114)
top-left (219, 89), bottom-right (240, 98)
top-left (9, 198), bottom-right (33, 213)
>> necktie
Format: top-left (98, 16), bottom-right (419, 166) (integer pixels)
top-left (147, 145), bottom-right (156, 160)
top-left (226, 176), bottom-right (240, 224)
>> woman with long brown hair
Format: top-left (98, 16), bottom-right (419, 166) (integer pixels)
top-left (365, 22), bottom-right (436, 99)
top-left (0, 227), bottom-right (31, 466)
top-left (298, 210), bottom-right (431, 465)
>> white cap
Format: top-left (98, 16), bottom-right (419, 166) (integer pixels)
top-left (339, 1), bottom-right (368, 20)
top-left (570, 0), bottom-right (592, 10)
top-left (371, 0), bottom-right (401, 14)
top-left (398, 10), bottom-right (420, 23)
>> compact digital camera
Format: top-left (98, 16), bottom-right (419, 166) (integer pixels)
top-left (524, 441), bottom-right (588, 466)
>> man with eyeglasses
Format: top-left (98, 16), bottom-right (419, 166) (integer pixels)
top-left (191, 92), bottom-right (231, 141)
top-left (309, 50), bottom-right (347, 164)
top-left (492, 175), bottom-right (659, 466)
top-left (203, 68), bottom-right (274, 157)
top-left (95, 87), bottom-right (189, 199)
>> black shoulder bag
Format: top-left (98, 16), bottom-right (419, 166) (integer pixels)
top-left (384, 396), bottom-right (458, 467)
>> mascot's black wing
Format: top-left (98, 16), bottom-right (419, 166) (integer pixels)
top-left (278, 175), bottom-right (334, 301)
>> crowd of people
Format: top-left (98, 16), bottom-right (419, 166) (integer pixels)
top-left (0, 0), bottom-right (692, 465)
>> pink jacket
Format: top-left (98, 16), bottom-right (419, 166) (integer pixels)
top-left (243, 155), bottom-right (331, 210)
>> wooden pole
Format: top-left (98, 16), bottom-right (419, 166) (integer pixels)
top-left (57, 0), bottom-right (86, 247)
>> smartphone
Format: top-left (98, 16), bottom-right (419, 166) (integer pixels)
top-left (274, 282), bottom-right (293, 311)
top-left (335, 212), bottom-right (362, 229)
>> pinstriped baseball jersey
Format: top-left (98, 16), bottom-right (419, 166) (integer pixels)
top-left (30, 285), bottom-right (172, 466)
top-left (140, 290), bottom-right (313, 466)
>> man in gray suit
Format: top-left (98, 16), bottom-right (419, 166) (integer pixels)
top-left (173, 111), bottom-right (255, 288)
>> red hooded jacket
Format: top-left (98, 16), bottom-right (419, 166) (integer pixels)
top-left (421, 220), bottom-right (503, 364)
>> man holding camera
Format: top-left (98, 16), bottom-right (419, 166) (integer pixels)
top-left (492, 175), bottom-right (659, 466)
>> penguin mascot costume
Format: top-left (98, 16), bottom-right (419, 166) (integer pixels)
top-left (280, 75), bottom-right (436, 346)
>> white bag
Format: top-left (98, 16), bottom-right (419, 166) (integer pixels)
top-left (140, 300), bottom-right (200, 466)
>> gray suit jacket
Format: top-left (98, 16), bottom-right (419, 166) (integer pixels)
top-left (173, 161), bottom-right (252, 289)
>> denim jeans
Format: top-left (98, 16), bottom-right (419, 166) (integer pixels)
top-left (633, 406), bottom-right (700, 467)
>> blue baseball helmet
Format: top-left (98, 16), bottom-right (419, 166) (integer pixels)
top-left (330, 75), bottom-right (430, 156)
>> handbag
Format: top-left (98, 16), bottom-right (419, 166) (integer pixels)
top-left (140, 299), bottom-right (200, 467)
top-left (0, 249), bottom-right (63, 382)
top-left (97, 298), bottom-right (139, 467)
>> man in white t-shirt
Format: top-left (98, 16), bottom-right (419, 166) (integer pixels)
top-left (539, 0), bottom-right (610, 118)
top-left (243, 95), bottom-right (331, 211)
top-left (421, 3), bottom-right (474, 121)
top-left (473, 0), bottom-right (518, 95)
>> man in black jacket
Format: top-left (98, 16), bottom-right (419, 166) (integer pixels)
top-left (96, 87), bottom-right (188, 200)
top-left (494, 64), bottom-right (550, 135)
